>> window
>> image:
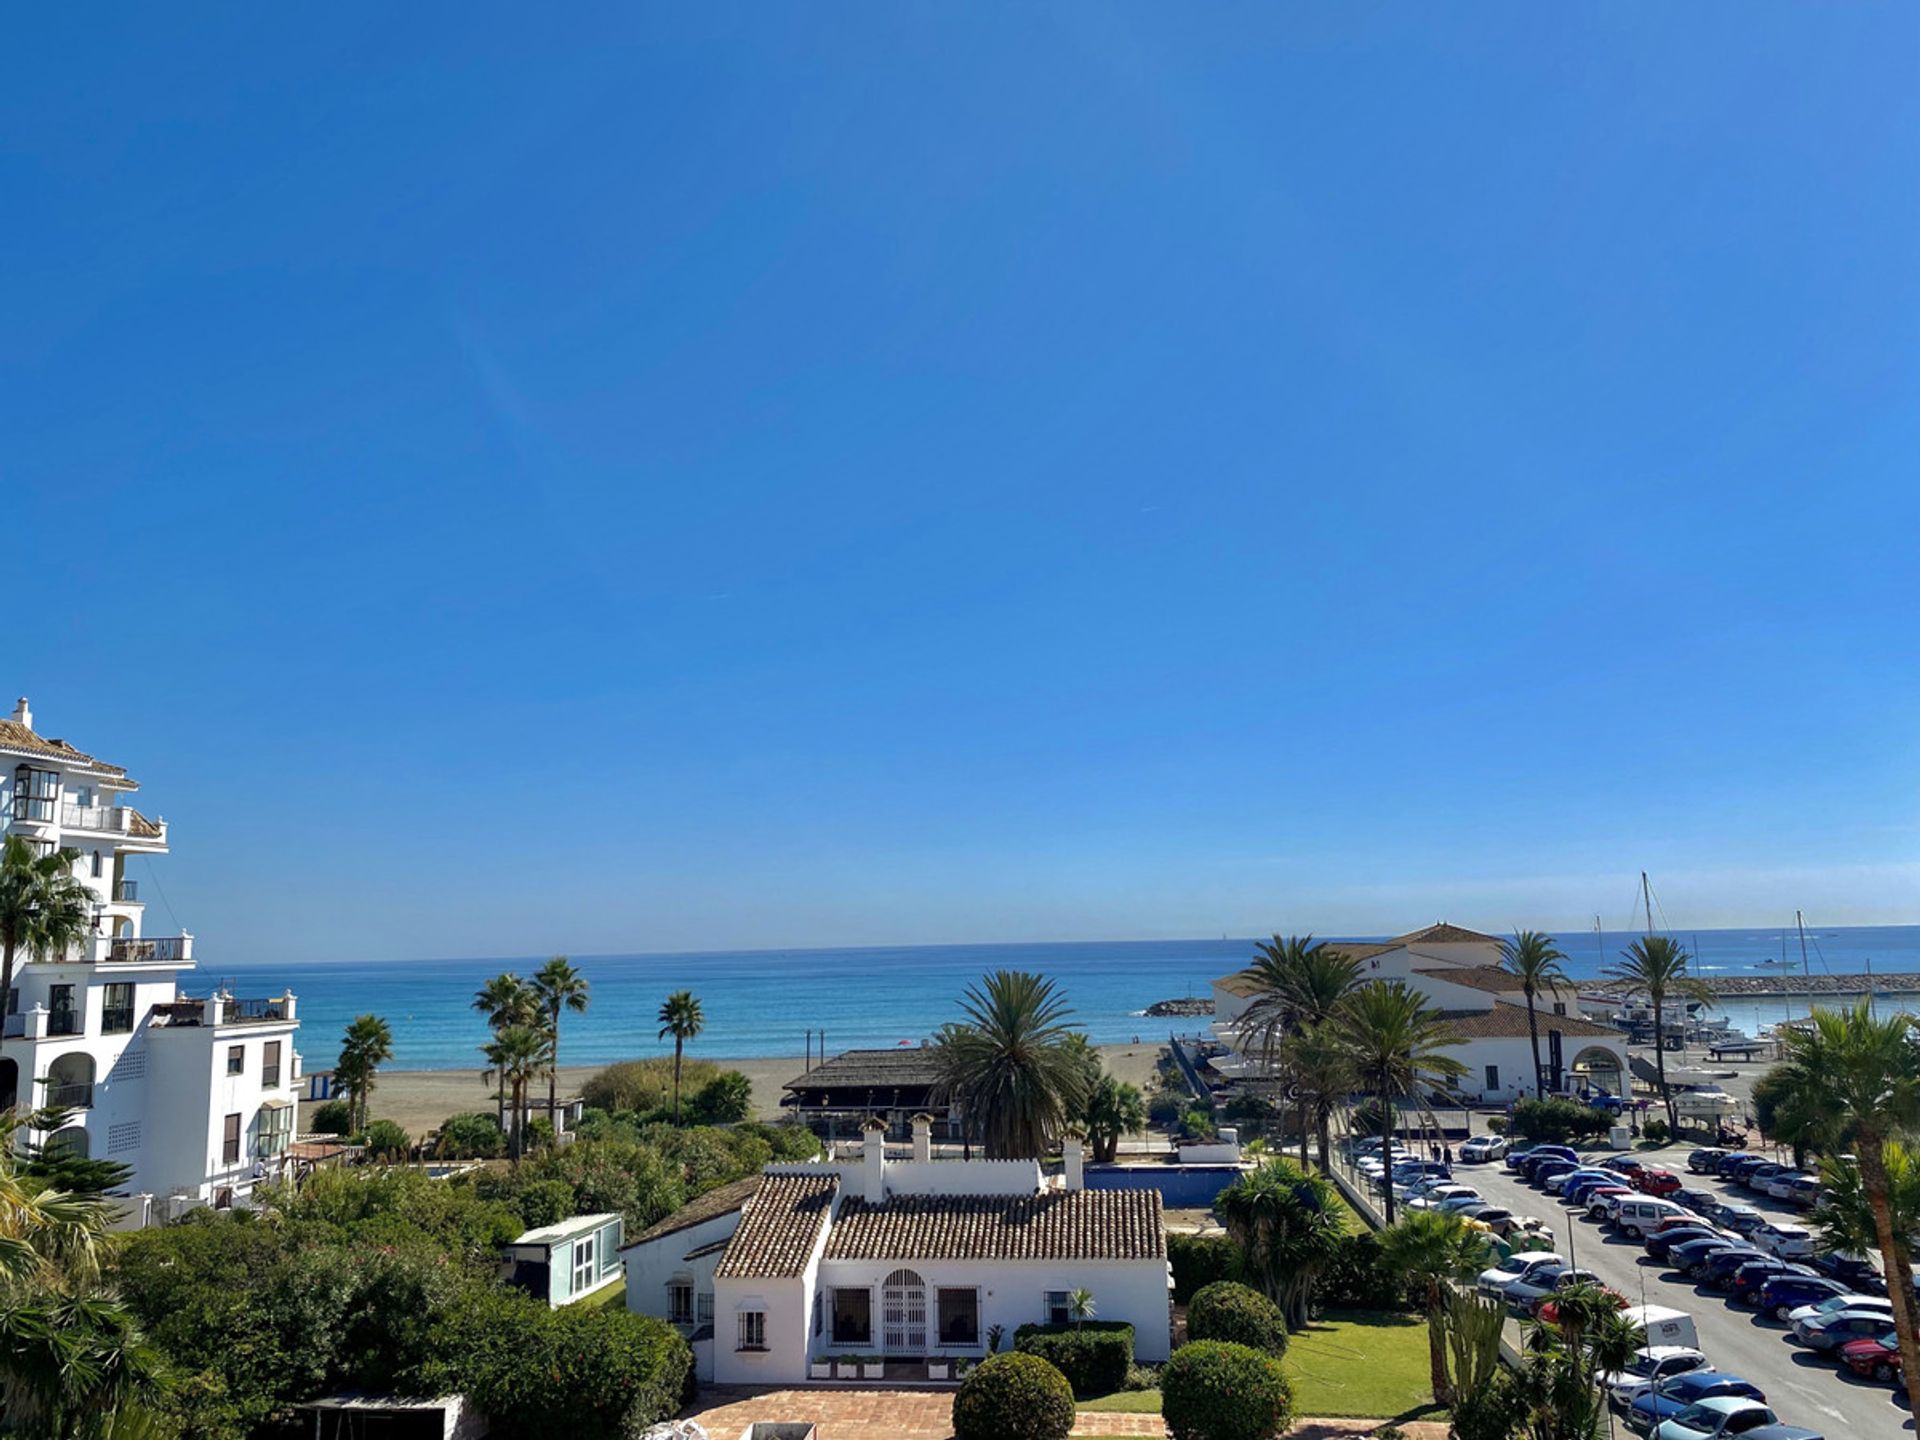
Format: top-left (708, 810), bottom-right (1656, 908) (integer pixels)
top-left (102, 982), bottom-right (134, 1035)
top-left (263, 1041), bottom-right (282, 1089)
top-left (90, 850), bottom-right (103, 878)
top-left (13, 766), bottom-right (56, 822)
top-left (937, 1288), bottom-right (979, 1346)
top-left (571, 1234), bottom-right (598, 1295)
top-left (48, 984), bottom-right (77, 1035)
top-left (669, 1282), bottom-right (695, 1327)
top-left (222, 1112), bottom-right (242, 1165)
top-left (259, 1104), bottom-right (293, 1156)
top-left (811, 1291), bottom-right (823, 1337)
top-left (1044, 1290), bottom-right (1072, 1327)
top-left (1485, 1064), bottom-right (1500, 1092)
top-left (226, 1045), bottom-right (244, 1076)
top-left (73, 785), bottom-right (93, 809)
top-left (736, 1310), bottom-right (768, 1352)
top-left (831, 1288), bottom-right (872, 1345)
top-left (1553, 1001), bottom-right (1568, 1016)
top-left (697, 1292), bottom-right (714, 1328)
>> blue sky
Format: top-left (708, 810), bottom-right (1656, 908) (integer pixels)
top-left (5, 7), bottom-right (1917, 964)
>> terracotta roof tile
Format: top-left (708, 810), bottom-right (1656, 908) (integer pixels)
top-left (1395, 922), bottom-right (1503, 946)
top-left (626, 1175), bottom-right (762, 1248)
top-left (0, 720), bottom-right (127, 776)
top-left (825, 1189), bottom-right (1166, 1263)
top-left (714, 1172), bottom-right (839, 1279)
top-left (783, 1047), bottom-right (944, 1092)
top-left (1414, 965), bottom-right (1569, 995)
top-left (1439, 1003), bottom-right (1624, 1040)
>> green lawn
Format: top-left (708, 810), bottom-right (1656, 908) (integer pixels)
top-left (1079, 1308), bottom-right (1435, 1421)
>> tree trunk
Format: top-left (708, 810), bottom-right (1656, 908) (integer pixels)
top-left (1856, 1138), bottom-right (1920, 1421)
top-left (672, 1037), bottom-right (684, 1122)
top-left (1316, 1106), bottom-right (1332, 1173)
top-left (0, 929), bottom-right (16, 1070)
top-left (547, 1005), bottom-right (559, 1132)
top-left (1427, 1282), bottom-right (1453, 1407)
top-left (1524, 990), bottom-right (1543, 1097)
top-left (1380, 1095), bottom-right (1396, 1225)
top-left (1652, 993), bottom-right (1676, 1130)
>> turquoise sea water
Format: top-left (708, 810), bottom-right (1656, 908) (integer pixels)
top-left (208, 925), bottom-right (1920, 1072)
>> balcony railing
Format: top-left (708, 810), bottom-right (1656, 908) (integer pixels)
top-left (101, 1006), bottom-right (135, 1034)
top-left (108, 935), bottom-right (192, 964)
top-left (43, 1081), bottom-right (93, 1109)
top-left (60, 804), bottom-right (164, 841)
top-left (113, 879), bottom-right (139, 902)
top-left (47, 1010), bottom-right (81, 1037)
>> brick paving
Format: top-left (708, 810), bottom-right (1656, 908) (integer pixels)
top-left (677, 1385), bottom-right (1450, 1440)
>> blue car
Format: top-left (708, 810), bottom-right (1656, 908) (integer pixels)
top-left (1627, 1374), bottom-right (1767, 1435)
top-left (1517, 1145), bottom-right (1579, 1177)
top-left (1564, 1171), bottom-right (1626, 1204)
top-left (1757, 1275), bottom-right (1850, 1321)
top-left (1532, 1159), bottom-right (1581, 1187)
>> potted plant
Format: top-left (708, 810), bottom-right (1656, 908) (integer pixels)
top-left (809, 1355), bottom-right (834, 1380)
top-left (860, 1353), bottom-right (887, 1380)
top-left (832, 1355), bottom-right (861, 1380)
top-left (926, 1354), bottom-right (952, 1381)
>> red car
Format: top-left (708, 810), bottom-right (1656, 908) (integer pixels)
top-left (1635, 1168), bottom-right (1681, 1197)
top-left (1535, 1287), bottom-right (1627, 1326)
top-left (1841, 1333), bottom-right (1901, 1383)
top-left (1603, 1155), bottom-right (1646, 1176)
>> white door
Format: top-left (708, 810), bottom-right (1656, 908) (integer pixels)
top-left (882, 1268), bottom-right (927, 1353)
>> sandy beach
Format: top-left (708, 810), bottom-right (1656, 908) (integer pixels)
top-left (363, 1042), bottom-right (1166, 1140)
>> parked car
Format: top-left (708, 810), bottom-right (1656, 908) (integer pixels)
top-left (1785, 1177), bottom-right (1824, 1210)
top-left (1672, 1187), bottom-right (1718, 1215)
top-left (1613, 1198), bottom-right (1695, 1238)
top-left (1741, 1162), bottom-right (1789, 1193)
top-left (1436, 1191), bottom-right (1488, 1215)
top-left (1839, 1333), bottom-right (1901, 1383)
top-left (1794, 1308), bottom-right (1901, 1353)
top-left (1506, 1264), bottom-right (1602, 1311)
top-left (1460, 1135), bottom-right (1508, 1162)
top-left (1727, 1157), bottom-right (1777, 1185)
top-left (1518, 1146), bottom-right (1580, 1178)
top-left (1532, 1158), bottom-right (1581, 1188)
top-left (1761, 1171), bottom-right (1811, 1201)
top-left (1757, 1275), bottom-right (1851, 1322)
top-left (1646, 1225), bottom-right (1726, 1262)
top-left (1787, 1293), bottom-right (1893, 1327)
top-left (1553, 1167), bottom-right (1618, 1198)
top-left (1637, 1168), bottom-right (1683, 1197)
top-left (1752, 1223), bottom-right (1816, 1260)
top-left (1716, 1204), bottom-right (1767, 1237)
top-left (1584, 1185), bottom-right (1636, 1217)
top-left (1567, 1171), bottom-right (1628, 1204)
top-left (1467, 1206), bottom-right (1516, 1235)
top-left (1696, 1246), bottom-right (1769, 1289)
top-left (1811, 1252), bottom-right (1878, 1288)
top-left (1728, 1257), bottom-right (1813, 1305)
top-left (1647, 1395), bottom-right (1780, 1440)
top-left (1668, 1236), bottom-right (1744, 1278)
top-left (1712, 1151), bottom-right (1762, 1177)
top-left (1478, 1250), bottom-right (1565, 1298)
top-left (1627, 1375), bottom-right (1767, 1436)
top-left (1600, 1347), bottom-right (1714, 1409)
top-left (1687, 1149), bottom-right (1730, 1174)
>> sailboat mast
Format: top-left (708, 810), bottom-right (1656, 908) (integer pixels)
top-left (1641, 872), bottom-right (1655, 937)
top-left (1796, 909), bottom-right (1810, 979)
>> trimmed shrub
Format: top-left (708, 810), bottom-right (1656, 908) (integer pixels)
top-left (1508, 1097), bottom-right (1611, 1144)
top-left (311, 1099), bottom-right (354, 1135)
top-left (434, 1112), bottom-right (506, 1159)
top-left (361, 1119), bottom-right (410, 1159)
top-left (1169, 1234), bottom-right (1245, 1303)
top-left (1186, 1282), bottom-right (1287, 1356)
top-left (690, 1070), bottom-right (754, 1123)
top-left (951, 1351), bottom-right (1076, 1440)
top-left (1161, 1340), bottom-right (1292, 1440)
top-left (1642, 1118), bottom-right (1671, 1145)
top-left (1485, 1115), bottom-right (1507, 1136)
top-left (1013, 1321), bottom-right (1135, 1398)
top-left (1319, 1230), bottom-right (1404, 1309)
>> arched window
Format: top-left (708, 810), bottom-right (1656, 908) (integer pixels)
top-left (882, 1267), bottom-right (926, 1352)
top-left (43, 1125), bottom-right (89, 1161)
top-left (46, 1052), bottom-right (95, 1109)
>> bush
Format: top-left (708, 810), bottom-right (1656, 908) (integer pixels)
top-left (1485, 1116), bottom-right (1507, 1136)
top-left (1186, 1282), bottom-right (1288, 1356)
top-left (581, 1058), bottom-right (722, 1115)
top-left (1508, 1097), bottom-right (1612, 1144)
top-left (951, 1351), bottom-right (1076, 1440)
top-left (1169, 1234), bottom-right (1245, 1303)
top-left (311, 1099), bottom-right (353, 1135)
top-left (514, 1178), bottom-right (576, 1230)
top-left (435, 1112), bottom-right (507, 1160)
top-left (1180, 1109), bottom-right (1218, 1142)
top-left (690, 1071), bottom-right (754, 1124)
top-left (1642, 1118), bottom-right (1671, 1145)
top-left (1319, 1230), bottom-right (1405, 1309)
top-left (1161, 1340), bottom-right (1293, 1440)
top-left (1012, 1321), bottom-right (1135, 1398)
top-left (1149, 1092), bottom-right (1187, 1127)
top-left (361, 1119), bottom-right (410, 1159)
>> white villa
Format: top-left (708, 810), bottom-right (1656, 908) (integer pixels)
top-left (620, 1117), bottom-right (1171, 1384)
top-left (1, 697), bottom-right (302, 1219)
top-left (1210, 922), bottom-right (1629, 1104)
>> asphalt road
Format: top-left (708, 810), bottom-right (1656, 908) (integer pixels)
top-left (1451, 1144), bottom-right (1914, 1440)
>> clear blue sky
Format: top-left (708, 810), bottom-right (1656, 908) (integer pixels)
top-left (6, 7), bottom-right (1917, 964)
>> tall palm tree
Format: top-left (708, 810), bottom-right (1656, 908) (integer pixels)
top-left (1337, 981), bottom-right (1467, 1224)
top-left (1214, 1157), bottom-right (1347, 1329)
top-left (1775, 1001), bottom-right (1920, 1417)
top-left (656, 991), bottom-right (705, 1124)
top-left (933, 970), bottom-right (1091, 1160)
top-left (1239, 936), bottom-right (1364, 1155)
top-left (471, 972), bottom-right (535, 1126)
top-left (532, 956), bottom-right (590, 1129)
top-left (1283, 1020), bottom-right (1357, 1172)
top-left (483, 1023), bottom-right (552, 1161)
top-left (1606, 936), bottom-right (1712, 1129)
top-left (1378, 1208), bottom-right (1489, 1406)
top-left (1084, 1076), bottom-right (1148, 1164)
top-left (335, 1013), bottom-right (394, 1134)
top-left (0, 837), bottom-right (96, 1070)
top-left (1500, 930), bottom-right (1569, 1098)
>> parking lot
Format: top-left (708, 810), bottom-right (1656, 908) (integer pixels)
top-left (1441, 1141), bottom-right (1912, 1440)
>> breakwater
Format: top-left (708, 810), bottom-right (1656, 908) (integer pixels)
top-left (1590, 972), bottom-right (1920, 998)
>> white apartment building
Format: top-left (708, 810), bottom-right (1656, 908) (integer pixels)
top-left (1, 697), bottom-right (301, 1220)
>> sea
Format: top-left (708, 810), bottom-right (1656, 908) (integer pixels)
top-left (207, 926), bottom-right (1920, 1073)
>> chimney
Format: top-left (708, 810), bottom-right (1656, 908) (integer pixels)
top-left (911, 1113), bottom-right (932, 1163)
top-left (1062, 1127), bottom-right (1085, 1191)
top-left (10, 697), bottom-right (30, 730)
top-left (862, 1116), bottom-right (888, 1198)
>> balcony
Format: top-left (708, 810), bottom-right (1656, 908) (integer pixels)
top-left (43, 1081), bottom-right (93, 1109)
top-left (47, 1009), bottom-right (81, 1037)
top-left (113, 879), bottom-right (139, 902)
top-left (108, 934), bottom-right (192, 965)
top-left (60, 804), bottom-right (165, 844)
top-left (152, 992), bottom-right (297, 1028)
top-left (101, 1005), bottom-right (135, 1034)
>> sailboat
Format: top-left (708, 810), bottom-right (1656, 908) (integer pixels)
top-left (1755, 930), bottom-right (1796, 968)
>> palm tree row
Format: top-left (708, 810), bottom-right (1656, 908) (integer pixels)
top-left (470, 957), bottom-right (590, 1159)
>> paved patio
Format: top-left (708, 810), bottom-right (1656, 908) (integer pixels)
top-left (678, 1385), bottom-right (1449, 1440)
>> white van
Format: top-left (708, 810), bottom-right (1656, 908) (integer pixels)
top-left (1608, 1197), bottom-right (1692, 1238)
top-left (1620, 1303), bottom-right (1699, 1350)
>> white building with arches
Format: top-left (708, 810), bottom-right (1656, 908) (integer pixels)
top-left (620, 1118), bottom-right (1171, 1384)
top-left (1, 698), bottom-right (301, 1219)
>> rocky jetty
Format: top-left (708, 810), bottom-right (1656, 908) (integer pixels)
top-left (1143, 996), bottom-right (1215, 1017)
top-left (1589, 972), bottom-right (1920, 997)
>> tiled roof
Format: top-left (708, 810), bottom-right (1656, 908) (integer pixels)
top-left (825, 1189), bottom-right (1166, 1263)
top-left (0, 720), bottom-right (127, 777)
top-left (1395, 922), bottom-right (1502, 946)
top-left (714, 1172), bottom-right (840, 1279)
top-left (1215, 940), bottom-right (1405, 997)
top-left (627, 1175), bottom-right (762, 1248)
top-left (1439, 1002), bottom-right (1624, 1040)
top-left (1213, 973), bottom-right (1264, 998)
top-left (1416, 966), bottom-right (1528, 994)
top-left (783, 1047), bottom-right (944, 1092)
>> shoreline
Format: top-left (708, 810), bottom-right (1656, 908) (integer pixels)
top-left (358, 1042), bottom-right (1165, 1140)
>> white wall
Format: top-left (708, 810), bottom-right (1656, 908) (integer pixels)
top-left (622, 1209), bottom-right (744, 1335)
top-left (880, 1160), bottom-right (1041, 1197)
top-left (712, 1276), bottom-right (810, 1384)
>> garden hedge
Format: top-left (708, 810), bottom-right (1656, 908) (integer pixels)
top-left (951, 1351), bottom-right (1076, 1440)
top-left (1169, 1233), bottom-right (1246, 1303)
top-left (1013, 1321), bottom-right (1135, 1398)
top-left (1185, 1282), bottom-right (1288, 1356)
top-left (1318, 1230), bottom-right (1404, 1309)
top-left (1161, 1340), bottom-right (1293, 1440)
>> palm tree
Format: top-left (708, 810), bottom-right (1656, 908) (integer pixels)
top-left (335, 1013), bottom-right (394, 1134)
top-left (1606, 936), bottom-right (1712, 1130)
top-left (532, 956), bottom-right (590, 1131)
top-left (0, 837), bottom-right (96, 1070)
top-left (472, 971), bottom-right (536, 1125)
top-left (1084, 1076), bottom-right (1148, 1164)
top-left (1378, 1209), bottom-right (1488, 1406)
top-left (656, 991), bottom-right (706, 1124)
top-left (933, 971), bottom-right (1092, 1160)
top-left (1238, 936), bottom-right (1364, 1157)
top-left (1752, 1062), bottom-right (1831, 1169)
top-left (1214, 1157), bottom-right (1347, 1329)
top-left (1067, 1287), bottom-right (1096, 1332)
top-left (1283, 1021), bottom-right (1357, 1172)
top-left (1775, 1001), bottom-right (1920, 1417)
top-left (1337, 981), bottom-right (1467, 1224)
top-left (1500, 930), bottom-right (1569, 1098)
top-left (483, 1023), bottom-right (553, 1160)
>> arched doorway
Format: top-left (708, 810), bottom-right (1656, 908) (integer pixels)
top-left (1570, 1045), bottom-right (1625, 1097)
top-left (881, 1267), bottom-right (927, 1354)
top-left (46, 1052), bottom-right (95, 1109)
